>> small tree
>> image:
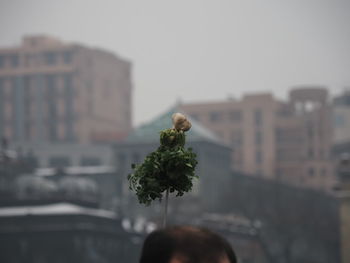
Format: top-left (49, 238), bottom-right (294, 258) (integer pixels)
top-left (128, 113), bottom-right (198, 227)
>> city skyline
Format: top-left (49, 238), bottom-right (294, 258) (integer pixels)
top-left (0, 0), bottom-right (349, 126)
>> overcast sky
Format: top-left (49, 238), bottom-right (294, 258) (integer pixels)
top-left (0, 0), bottom-right (349, 125)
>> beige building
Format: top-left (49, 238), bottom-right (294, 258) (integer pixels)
top-left (333, 90), bottom-right (350, 145)
top-left (0, 35), bottom-right (132, 143)
top-left (180, 87), bottom-right (335, 190)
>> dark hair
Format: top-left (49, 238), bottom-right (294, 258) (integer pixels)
top-left (139, 226), bottom-right (237, 263)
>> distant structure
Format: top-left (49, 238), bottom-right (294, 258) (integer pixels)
top-left (9, 141), bottom-right (114, 168)
top-left (333, 90), bottom-right (350, 145)
top-left (0, 203), bottom-right (129, 263)
top-left (335, 152), bottom-right (350, 263)
top-left (0, 35), bottom-right (132, 143)
top-left (33, 165), bottom-right (121, 211)
top-left (332, 91), bottom-right (350, 262)
top-left (180, 87), bottom-right (334, 191)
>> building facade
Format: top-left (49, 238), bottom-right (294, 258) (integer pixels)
top-left (333, 90), bottom-right (350, 145)
top-left (9, 141), bottom-right (115, 168)
top-left (0, 35), bottom-right (132, 143)
top-left (180, 87), bottom-right (334, 190)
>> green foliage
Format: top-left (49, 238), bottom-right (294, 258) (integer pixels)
top-left (159, 128), bottom-right (185, 148)
top-left (128, 129), bottom-right (198, 205)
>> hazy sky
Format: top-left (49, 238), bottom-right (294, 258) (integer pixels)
top-left (0, 0), bottom-right (349, 125)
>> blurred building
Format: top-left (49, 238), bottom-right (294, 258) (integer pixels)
top-left (0, 139), bottom-right (121, 212)
top-left (0, 202), bottom-right (143, 263)
top-left (332, 91), bottom-right (350, 262)
top-left (33, 165), bottom-right (121, 212)
top-left (333, 90), bottom-right (350, 145)
top-left (180, 87), bottom-right (334, 190)
top-left (9, 142), bottom-right (114, 168)
top-left (0, 35), bottom-right (132, 143)
top-left (0, 159), bottom-right (143, 263)
top-left (222, 170), bottom-right (340, 263)
top-left (335, 152), bottom-right (350, 263)
top-left (114, 108), bottom-right (232, 218)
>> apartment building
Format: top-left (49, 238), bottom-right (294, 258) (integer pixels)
top-left (180, 87), bottom-right (334, 190)
top-left (0, 35), bottom-right (132, 143)
top-left (333, 90), bottom-right (350, 145)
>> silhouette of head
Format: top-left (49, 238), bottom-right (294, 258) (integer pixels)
top-left (139, 226), bottom-right (237, 263)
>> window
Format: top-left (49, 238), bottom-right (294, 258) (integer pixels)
top-left (0, 55), bottom-right (4, 68)
top-left (308, 167), bottom-right (315, 177)
top-left (254, 109), bottom-right (263, 126)
top-left (63, 51), bottom-right (73, 64)
top-left (11, 55), bottom-right (19, 67)
top-left (210, 111), bottom-right (222, 122)
top-left (23, 76), bottom-right (32, 119)
top-left (86, 80), bottom-right (94, 116)
top-left (24, 54), bottom-right (31, 67)
top-left (45, 52), bottom-right (56, 65)
top-left (64, 74), bottom-right (72, 90)
top-left (308, 148), bottom-right (314, 158)
top-left (132, 153), bottom-right (141, 164)
top-left (256, 150), bottom-right (263, 164)
top-left (80, 157), bottom-right (101, 166)
top-left (49, 156), bottom-right (70, 168)
top-left (319, 149), bottom-right (324, 159)
top-left (46, 75), bottom-right (57, 141)
top-left (231, 130), bottom-right (243, 146)
top-left (307, 125), bottom-right (314, 138)
top-left (276, 108), bottom-right (291, 117)
top-left (229, 110), bottom-right (242, 122)
top-left (12, 77), bottom-right (24, 140)
top-left (64, 76), bottom-right (74, 141)
top-left (117, 153), bottom-right (126, 168)
top-left (255, 131), bottom-right (262, 144)
top-left (295, 102), bottom-right (304, 114)
top-left (334, 114), bottom-right (345, 127)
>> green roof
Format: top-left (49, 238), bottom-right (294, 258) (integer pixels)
top-left (126, 107), bottom-right (224, 145)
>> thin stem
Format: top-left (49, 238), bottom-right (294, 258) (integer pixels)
top-left (162, 189), bottom-right (169, 228)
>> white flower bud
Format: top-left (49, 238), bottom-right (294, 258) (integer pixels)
top-left (172, 113), bottom-right (191, 132)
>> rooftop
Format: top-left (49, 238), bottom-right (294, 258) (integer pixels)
top-left (0, 202), bottom-right (116, 219)
top-left (35, 165), bottom-right (115, 177)
top-left (125, 107), bottom-right (225, 145)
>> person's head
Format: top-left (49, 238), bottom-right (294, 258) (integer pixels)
top-left (139, 225), bottom-right (237, 263)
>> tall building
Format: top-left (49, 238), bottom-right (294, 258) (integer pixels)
top-left (0, 35), bottom-right (132, 143)
top-left (180, 87), bottom-right (334, 190)
top-left (333, 90), bottom-right (350, 145)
